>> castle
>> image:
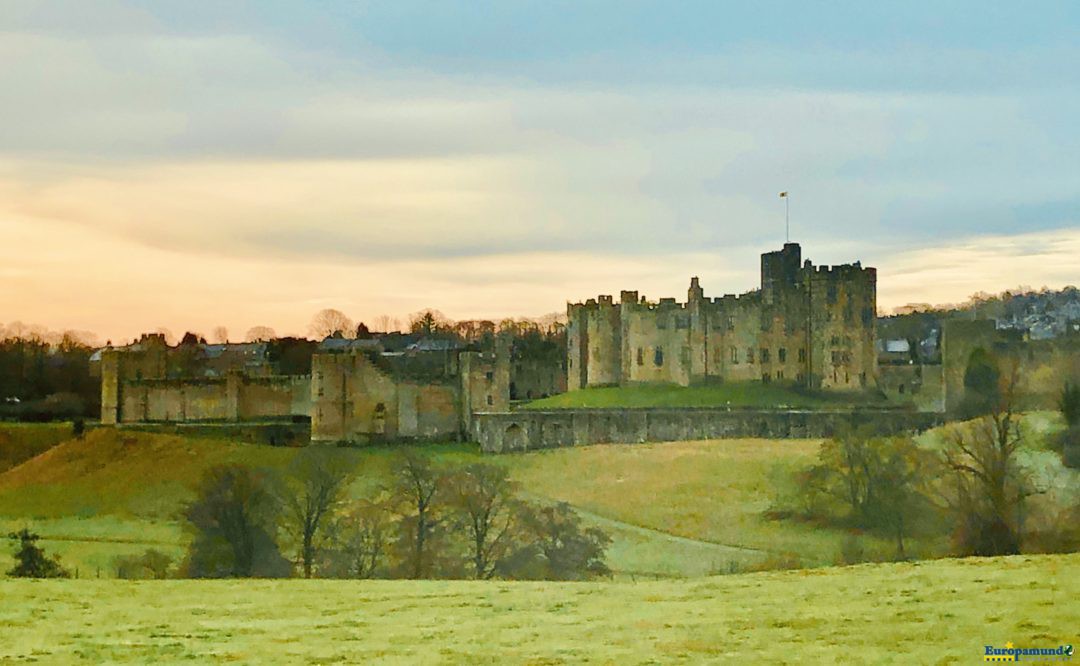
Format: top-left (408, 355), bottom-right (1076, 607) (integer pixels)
top-left (100, 333), bottom-right (509, 443)
top-left (566, 243), bottom-right (878, 391)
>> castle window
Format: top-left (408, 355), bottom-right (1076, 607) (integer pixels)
top-left (760, 348), bottom-right (770, 363)
top-left (831, 351), bottom-right (841, 365)
top-left (487, 395), bottom-right (494, 406)
top-left (796, 372), bottom-right (805, 384)
top-left (862, 307), bottom-right (873, 326)
top-left (485, 371), bottom-right (494, 381)
top-left (761, 372), bottom-right (771, 384)
top-left (727, 317), bottom-right (735, 331)
top-left (730, 346), bottom-right (739, 364)
top-left (636, 347), bottom-right (644, 366)
top-left (680, 346), bottom-right (690, 365)
top-left (654, 347), bottom-right (664, 367)
top-left (676, 315), bottom-right (690, 330)
top-left (798, 348), bottom-right (806, 363)
top-left (317, 385), bottom-right (324, 398)
top-left (776, 370), bottom-right (784, 381)
top-left (778, 348), bottom-right (787, 363)
top-left (827, 284), bottom-right (838, 304)
top-left (898, 383), bottom-right (906, 394)
top-left (657, 317), bottom-right (668, 330)
top-left (747, 347), bottom-right (755, 364)
top-left (860, 372), bottom-right (867, 388)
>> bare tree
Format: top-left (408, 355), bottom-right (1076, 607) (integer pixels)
top-left (281, 449), bottom-right (353, 578)
top-left (309, 309), bottom-right (354, 340)
top-left (391, 449), bottom-right (442, 579)
top-left (372, 315), bottom-right (394, 333)
top-left (408, 309), bottom-right (451, 336)
top-left (333, 499), bottom-right (390, 578)
top-left (211, 326), bottom-right (229, 344)
top-left (448, 463), bottom-right (521, 579)
top-left (941, 361), bottom-right (1031, 555)
top-left (245, 326), bottom-right (277, 342)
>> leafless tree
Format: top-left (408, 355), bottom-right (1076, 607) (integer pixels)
top-left (372, 315), bottom-right (394, 333)
top-left (391, 449), bottom-right (443, 579)
top-left (333, 499), bottom-right (390, 578)
top-left (281, 449), bottom-right (354, 578)
top-left (309, 309), bottom-right (354, 340)
top-left (245, 326), bottom-right (277, 342)
top-left (448, 463), bottom-right (521, 579)
top-left (211, 326), bottom-right (229, 344)
top-left (941, 361), bottom-right (1032, 555)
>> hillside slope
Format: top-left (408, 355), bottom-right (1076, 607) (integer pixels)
top-left (0, 422), bottom-right (75, 473)
top-left (0, 428), bottom-right (958, 577)
top-left (1, 553), bottom-right (1075, 663)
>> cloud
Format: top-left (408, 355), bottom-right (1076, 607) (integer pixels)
top-left (0, 2), bottom-right (1077, 340)
top-left (873, 228), bottom-right (1080, 310)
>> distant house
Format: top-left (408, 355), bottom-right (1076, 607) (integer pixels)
top-left (877, 338), bottom-right (912, 365)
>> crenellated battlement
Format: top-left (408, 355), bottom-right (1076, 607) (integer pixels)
top-left (566, 242), bottom-right (878, 391)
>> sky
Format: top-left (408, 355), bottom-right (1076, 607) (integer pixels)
top-left (1, 1), bottom-right (1078, 343)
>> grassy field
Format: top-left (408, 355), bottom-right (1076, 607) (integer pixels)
top-left (0, 421), bottom-right (77, 473)
top-left (522, 382), bottom-right (882, 409)
top-left (3, 416), bottom-right (1075, 579)
top-left (0, 430), bottom-right (792, 578)
top-left (0, 553), bottom-right (1075, 663)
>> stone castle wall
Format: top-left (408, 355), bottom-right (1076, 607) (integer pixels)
top-left (108, 373), bottom-right (310, 424)
top-left (473, 408), bottom-right (941, 454)
top-left (878, 363), bottom-right (945, 412)
top-left (311, 349), bottom-right (509, 444)
top-left (942, 319), bottom-right (1080, 413)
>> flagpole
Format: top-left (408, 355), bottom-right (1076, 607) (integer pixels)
top-left (779, 191), bottom-right (789, 243)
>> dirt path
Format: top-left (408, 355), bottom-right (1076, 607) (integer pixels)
top-left (518, 490), bottom-right (773, 557)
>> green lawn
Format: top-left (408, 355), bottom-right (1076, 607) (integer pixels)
top-left (0, 553), bottom-right (1075, 663)
top-left (523, 382), bottom-right (883, 410)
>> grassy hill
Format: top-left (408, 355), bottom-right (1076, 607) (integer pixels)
top-left (522, 383), bottom-right (884, 410)
top-left (1, 553), bottom-right (1075, 663)
top-left (0, 422), bottom-right (77, 473)
top-left (4, 415), bottom-right (1076, 579)
top-left (0, 427), bottom-right (949, 578)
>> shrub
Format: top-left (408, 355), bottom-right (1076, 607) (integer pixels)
top-left (7, 528), bottom-right (70, 578)
top-left (839, 534), bottom-right (866, 565)
top-left (114, 549), bottom-right (173, 579)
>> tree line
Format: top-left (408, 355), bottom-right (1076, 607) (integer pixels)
top-left (0, 326), bottom-right (99, 421)
top-left (178, 449), bottom-right (609, 581)
top-left (777, 356), bottom-right (1080, 562)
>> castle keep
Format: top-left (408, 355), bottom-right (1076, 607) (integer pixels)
top-left (567, 243), bottom-right (878, 391)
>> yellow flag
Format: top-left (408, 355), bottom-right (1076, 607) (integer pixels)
top-left (779, 191), bottom-right (788, 198)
